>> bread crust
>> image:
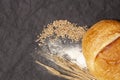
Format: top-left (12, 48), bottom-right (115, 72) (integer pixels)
top-left (82, 20), bottom-right (120, 80)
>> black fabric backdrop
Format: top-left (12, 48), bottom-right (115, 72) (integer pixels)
top-left (0, 0), bottom-right (120, 80)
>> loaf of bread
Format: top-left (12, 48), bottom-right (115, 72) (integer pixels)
top-left (82, 20), bottom-right (120, 80)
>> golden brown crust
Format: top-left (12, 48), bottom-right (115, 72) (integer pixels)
top-left (95, 37), bottom-right (120, 80)
top-left (82, 20), bottom-right (120, 80)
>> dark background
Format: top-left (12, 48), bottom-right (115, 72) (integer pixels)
top-left (0, 0), bottom-right (120, 80)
